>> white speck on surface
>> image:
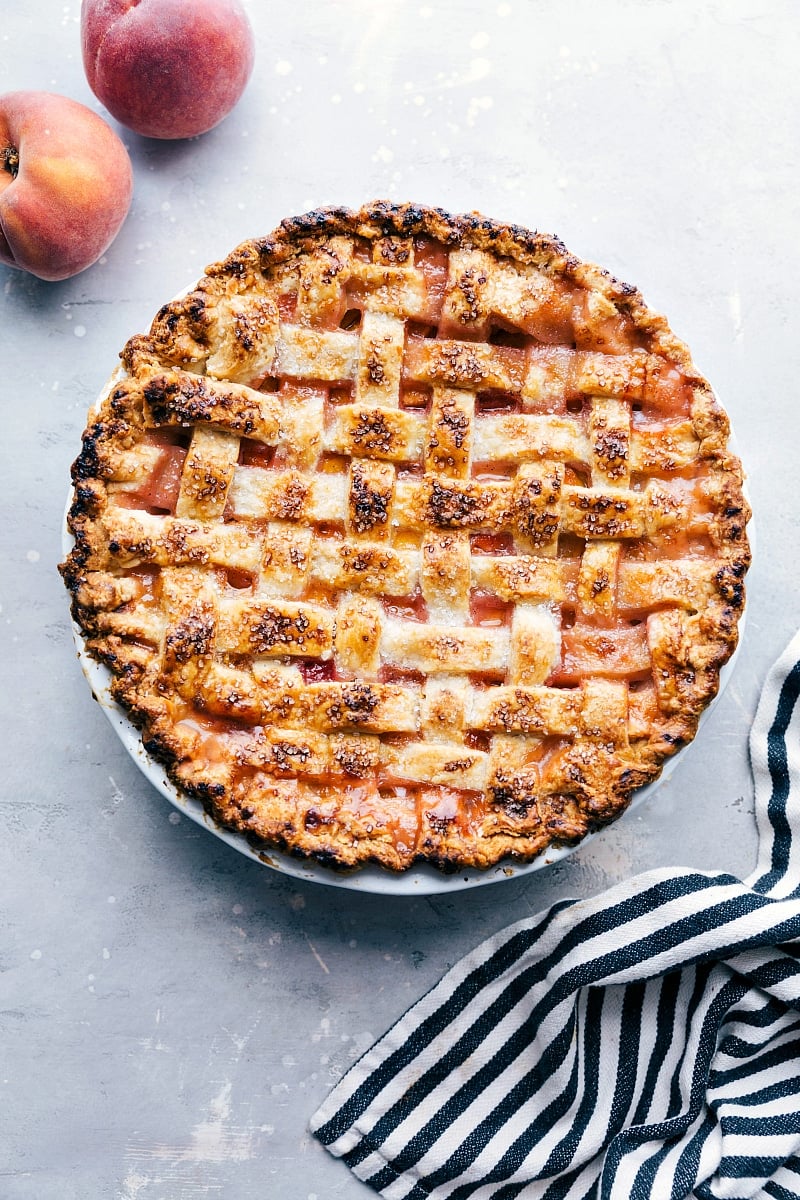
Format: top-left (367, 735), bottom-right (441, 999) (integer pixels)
top-left (160, 201), bottom-right (170, 212)
top-left (353, 81), bottom-right (366, 94)
top-left (74, 325), bottom-right (86, 338)
top-left (232, 904), bottom-right (243, 915)
top-left (127, 1081), bottom-right (258, 1166)
top-left (374, 145), bottom-right (394, 164)
top-left (289, 892), bottom-right (305, 911)
top-left (138, 1035), bottom-right (169, 1053)
top-left (168, 811), bottom-right (181, 825)
top-left (120, 1173), bottom-right (151, 1199)
top-left (30, 949), bottom-right (41, 960)
top-left (275, 60), bottom-right (292, 76)
top-left (107, 895), bottom-right (116, 904)
top-left (102, 948), bottom-right (110, 960)
top-left (413, 94), bottom-right (425, 106)
top-left (560, 44), bottom-right (571, 57)
top-left (26, 550), bottom-right (40, 563)
top-left (331, 93), bottom-right (342, 104)
top-left (469, 57), bottom-right (492, 81)
top-left (470, 32), bottom-right (490, 50)
top-left (729, 289), bottom-right (744, 341)
top-left (466, 95), bottom-right (494, 127)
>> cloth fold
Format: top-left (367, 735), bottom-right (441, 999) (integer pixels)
top-left (311, 632), bottom-right (800, 1199)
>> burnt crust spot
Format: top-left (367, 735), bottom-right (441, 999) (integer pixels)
top-left (350, 410), bottom-right (393, 454)
top-left (442, 757), bottom-right (475, 773)
top-left (250, 608), bottom-right (311, 652)
top-left (271, 741), bottom-right (311, 770)
top-left (275, 476), bottom-right (309, 521)
top-left (366, 349), bottom-right (385, 384)
top-left (164, 609), bottom-right (215, 666)
top-left (350, 465), bottom-right (389, 533)
top-left (325, 683), bottom-right (380, 727)
top-left (591, 571), bottom-right (610, 597)
top-left (436, 404), bottom-right (469, 449)
top-left (425, 479), bottom-right (489, 527)
top-left (430, 343), bottom-right (487, 386)
top-left (455, 268), bottom-right (488, 322)
top-left (490, 771), bottom-right (538, 818)
top-left (340, 546), bottom-right (389, 573)
top-left (143, 374), bottom-right (260, 434)
top-left (593, 428), bottom-right (629, 477)
top-left (513, 472), bottom-right (562, 544)
top-left (332, 741), bottom-right (377, 778)
top-left (377, 236), bottom-right (411, 264)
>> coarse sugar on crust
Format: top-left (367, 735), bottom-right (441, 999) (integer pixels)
top-left (61, 201), bottom-right (750, 872)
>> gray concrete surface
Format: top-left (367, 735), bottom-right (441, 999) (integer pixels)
top-left (1, 1), bottom-right (798, 1196)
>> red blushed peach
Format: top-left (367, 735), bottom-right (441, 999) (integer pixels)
top-left (81, 0), bottom-right (255, 140)
top-left (0, 91), bottom-right (133, 282)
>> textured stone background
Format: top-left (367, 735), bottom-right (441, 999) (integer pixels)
top-left (1, 1), bottom-right (798, 1196)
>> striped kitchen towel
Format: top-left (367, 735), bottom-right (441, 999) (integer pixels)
top-left (310, 631), bottom-right (800, 1199)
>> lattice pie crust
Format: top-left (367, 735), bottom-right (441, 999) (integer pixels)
top-left (61, 203), bottom-right (750, 871)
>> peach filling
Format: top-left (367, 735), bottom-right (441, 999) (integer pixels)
top-left (470, 590), bottom-right (513, 627)
top-left (553, 623), bottom-right (651, 684)
top-left (471, 533), bottom-right (515, 556)
top-left (383, 592), bottom-right (429, 623)
top-left (115, 442), bottom-right (187, 514)
top-left (238, 439), bottom-right (276, 469)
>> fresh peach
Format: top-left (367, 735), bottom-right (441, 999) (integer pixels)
top-left (81, 0), bottom-right (255, 140)
top-left (0, 91), bottom-right (133, 281)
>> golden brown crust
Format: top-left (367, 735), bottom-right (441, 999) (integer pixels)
top-left (60, 201), bottom-right (750, 873)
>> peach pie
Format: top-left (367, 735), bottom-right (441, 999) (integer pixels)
top-left (61, 202), bottom-right (750, 871)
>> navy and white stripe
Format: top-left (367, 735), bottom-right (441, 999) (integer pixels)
top-left (311, 632), bottom-right (800, 1199)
